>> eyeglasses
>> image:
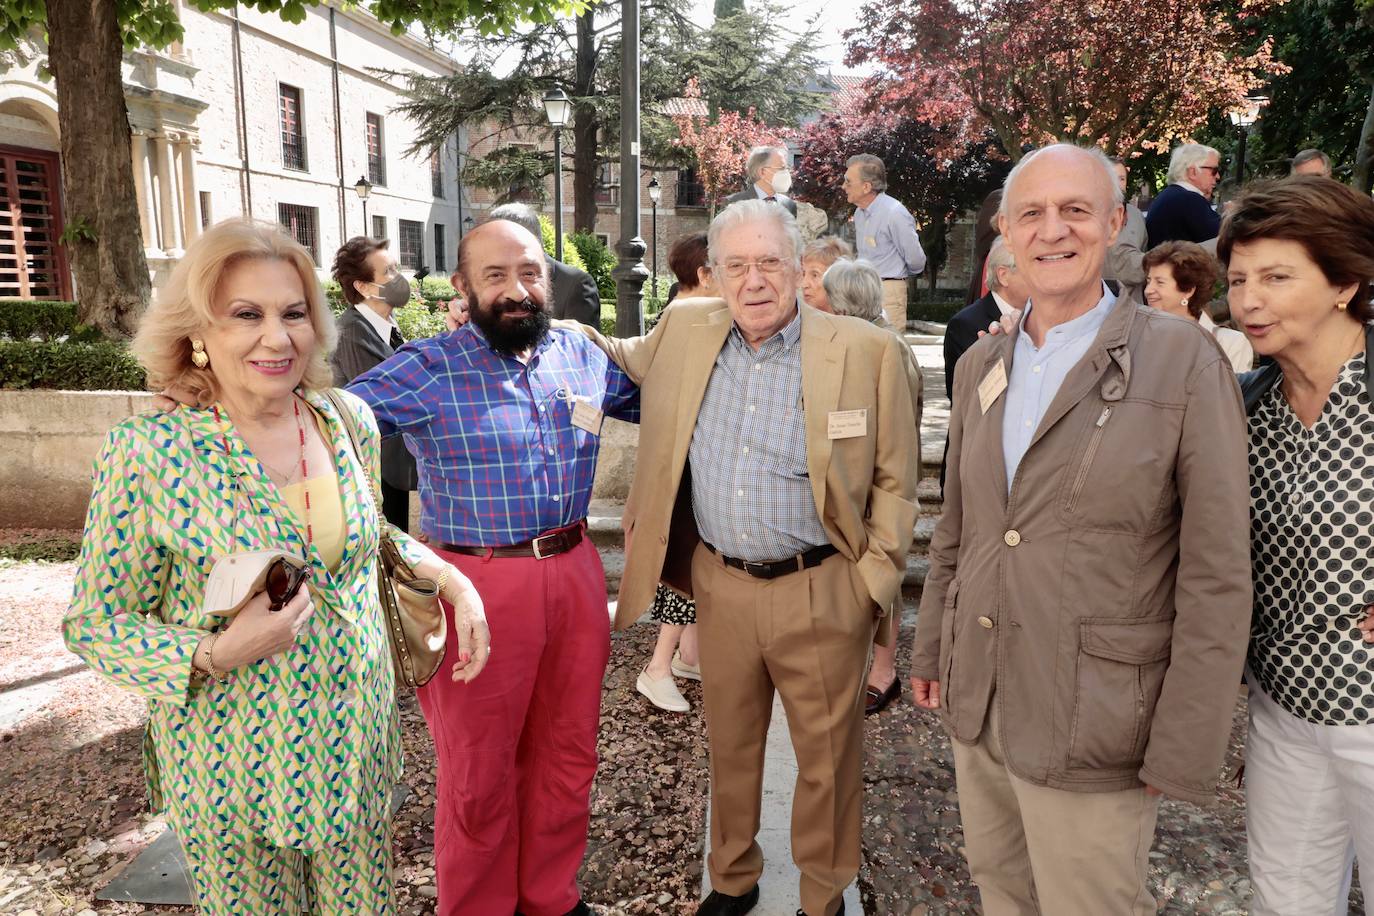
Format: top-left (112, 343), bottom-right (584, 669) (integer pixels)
top-left (265, 557), bottom-right (309, 611)
top-left (1197, 165), bottom-right (1222, 175)
top-left (713, 257), bottom-right (788, 279)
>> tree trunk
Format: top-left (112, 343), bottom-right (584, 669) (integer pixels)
top-left (571, 11), bottom-right (599, 233)
top-left (46, 0), bottom-right (151, 339)
top-left (1353, 80), bottom-right (1374, 195)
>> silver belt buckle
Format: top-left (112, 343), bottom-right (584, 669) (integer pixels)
top-left (532, 533), bottom-right (554, 560)
top-left (743, 560), bottom-right (767, 577)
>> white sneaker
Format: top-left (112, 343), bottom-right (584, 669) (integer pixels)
top-left (671, 651), bottom-right (701, 682)
top-left (636, 669), bottom-right (690, 712)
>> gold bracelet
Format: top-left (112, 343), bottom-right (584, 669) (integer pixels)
top-left (435, 566), bottom-right (452, 595)
top-left (202, 633), bottom-right (225, 681)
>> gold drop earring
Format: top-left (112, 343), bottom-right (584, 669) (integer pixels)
top-left (190, 339), bottom-right (210, 368)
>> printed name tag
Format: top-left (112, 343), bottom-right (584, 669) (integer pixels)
top-left (571, 398), bottom-right (604, 435)
top-left (978, 360), bottom-right (1008, 415)
top-left (827, 408), bottom-right (868, 439)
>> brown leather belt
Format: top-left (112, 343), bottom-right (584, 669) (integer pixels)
top-left (703, 542), bottom-right (839, 580)
top-left (437, 523), bottom-right (584, 560)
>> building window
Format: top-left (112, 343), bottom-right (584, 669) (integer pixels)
top-left (366, 113), bottom-right (386, 186)
top-left (371, 215), bottom-right (386, 240)
top-left (398, 219), bottom-right (423, 270)
top-left (277, 204), bottom-right (319, 264)
top-left (0, 149), bottom-right (71, 299)
top-left (199, 191), bottom-right (212, 229)
top-left (676, 166), bottom-right (706, 208)
top-left (279, 84), bottom-right (307, 171)
top-left (434, 223), bottom-right (447, 272)
top-left (595, 161), bottom-right (618, 206)
top-left (595, 233), bottom-right (610, 247)
top-left (431, 152), bottom-right (444, 199)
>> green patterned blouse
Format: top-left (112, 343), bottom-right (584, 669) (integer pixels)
top-left (63, 388), bottom-right (431, 851)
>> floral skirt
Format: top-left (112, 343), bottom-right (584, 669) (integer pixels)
top-left (649, 583), bottom-right (696, 626)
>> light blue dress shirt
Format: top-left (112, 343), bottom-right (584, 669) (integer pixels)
top-left (1002, 285), bottom-right (1117, 491)
top-left (853, 192), bottom-right (927, 280)
top-left (689, 308), bottom-right (831, 560)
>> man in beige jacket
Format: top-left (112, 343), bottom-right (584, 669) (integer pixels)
top-left (911, 144), bottom-right (1252, 915)
top-left (582, 199), bottom-right (920, 916)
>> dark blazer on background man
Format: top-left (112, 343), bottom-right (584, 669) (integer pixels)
top-left (939, 292), bottom-right (1004, 493)
top-left (1144, 184), bottom-right (1221, 249)
top-left (724, 186), bottom-right (798, 216)
top-left (330, 305), bottom-right (418, 492)
top-left (548, 255), bottom-right (602, 327)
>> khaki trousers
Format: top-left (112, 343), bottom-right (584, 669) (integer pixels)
top-left (950, 701), bottom-right (1161, 916)
top-left (880, 278), bottom-right (908, 330)
top-left (692, 543), bottom-right (875, 916)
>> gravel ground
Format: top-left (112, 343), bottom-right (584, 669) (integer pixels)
top-left (0, 542), bottom-right (707, 916)
top-left (2, 535), bottom-right (1365, 916)
top-left (861, 599), bottom-right (1365, 915)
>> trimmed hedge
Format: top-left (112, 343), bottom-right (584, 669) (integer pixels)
top-left (0, 300), bottom-right (82, 340)
top-left (909, 300), bottom-right (964, 324)
top-left (0, 339), bottom-right (147, 391)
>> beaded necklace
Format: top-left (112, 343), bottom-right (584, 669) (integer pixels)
top-left (213, 395), bottom-right (313, 550)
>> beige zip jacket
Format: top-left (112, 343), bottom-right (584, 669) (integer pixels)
top-left (912, 297), bottom-right (1252, 806)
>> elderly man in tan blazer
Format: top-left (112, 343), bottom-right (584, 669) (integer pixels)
top-left (581, 199), bottom-right (920, 916)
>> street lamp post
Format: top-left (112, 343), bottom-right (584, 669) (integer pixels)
top-left (647, 176), bottom-right (660, 295)
top-left (542, 88), bottom-right (572, 262)
top-left (462, 215), bottom-right (474, 237)
top-left (354, 175), bottom-right (373, 235)
top-left (1229, 94), bottom-right (1269, 185)
top-left (611, 0), bottom-right (649, 336)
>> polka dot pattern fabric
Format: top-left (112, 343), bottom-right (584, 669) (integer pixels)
top-left (1248, 352), bottom-right (1374, 725)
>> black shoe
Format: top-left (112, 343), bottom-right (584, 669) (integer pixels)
top-left (696, 884), bottom-right (760, 915)
top-left (563, 903), bottom-right (592, 916)
top-left (795, 903), bottom-right (844, 916)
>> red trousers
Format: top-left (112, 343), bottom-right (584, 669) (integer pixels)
top-left (420, 536), bottom-right (610, 916)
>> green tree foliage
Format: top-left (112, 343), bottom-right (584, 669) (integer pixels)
top-left (385, 0), bottom-right (821, 232)
top-left (570, 230), bottom-right (616, 299)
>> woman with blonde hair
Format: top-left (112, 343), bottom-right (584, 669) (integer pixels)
top-left (64, 218), bottom-right (489, 914)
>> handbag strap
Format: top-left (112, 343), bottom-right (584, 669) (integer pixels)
top-left (321, 388), bottom-right (385, 533)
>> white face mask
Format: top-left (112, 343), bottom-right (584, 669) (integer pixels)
top-left (770, 169), bottom-right (793, 195)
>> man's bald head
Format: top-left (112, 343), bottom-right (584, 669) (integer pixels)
top-left (996, 144), bottom-right (1125, 309)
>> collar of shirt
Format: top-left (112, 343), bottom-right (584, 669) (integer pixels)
top-left (355, 302), bottom-right (400, 344)
top-left (1018, 284), bottom-right (1117, 353)
top-left (462, 319), bottom-right (556, 363)
top-left (726, 305), bottom-right (803, 358)
top-left (856, 191), bottom-right (887, 214)
top-left (753, 183), bottom-right (774, 200)
top-left (1198, 311), bottom-right (1219, 335)
top-left (1174, 180), bottom-right (1207, 198)
top-left (991, 290), bottom-right (1021, 317)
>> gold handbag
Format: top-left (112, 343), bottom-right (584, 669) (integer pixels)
top-left (324, 389), bottom-right (446, 688)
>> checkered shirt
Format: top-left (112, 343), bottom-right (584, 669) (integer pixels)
top-left (348, 323), bottom-right (639, 546)
top-left (689, 309), bottom-right (830, 561)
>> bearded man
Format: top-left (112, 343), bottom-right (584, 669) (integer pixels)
top-left (349, 218), bottom-right (639, 916)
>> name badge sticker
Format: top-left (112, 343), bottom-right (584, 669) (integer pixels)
top-left (827, 408), bottom-right (868, 440)
top-left (571, 397), bottom-right (604, 435)
top-left (978, 360), bottom-right (1008, 414)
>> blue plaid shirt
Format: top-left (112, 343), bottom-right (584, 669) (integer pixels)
top-left (348, 323), bottom-right (639, 546)
top-left (689, 308), bottom-right (830, 561)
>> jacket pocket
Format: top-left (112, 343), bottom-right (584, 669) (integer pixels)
top-left (1065, 407), bottom-right (1112, 512)
top-left (938, 579), bottom-right (961, 691)
top-left (1067, 616), bottom-right (1172, 770)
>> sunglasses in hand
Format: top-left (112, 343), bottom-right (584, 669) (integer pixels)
top-left (265, 556), bottom-right (310, 611)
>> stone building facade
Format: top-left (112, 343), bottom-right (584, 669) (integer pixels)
top-left (0, 1), bottom-right (469, 299)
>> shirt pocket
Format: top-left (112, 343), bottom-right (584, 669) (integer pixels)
top-left (1067, 615), bottom-right (1173, 770)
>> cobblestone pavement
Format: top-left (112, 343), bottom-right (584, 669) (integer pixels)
top-left (859, 600), bottom-right (1365, 915)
